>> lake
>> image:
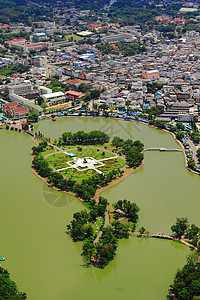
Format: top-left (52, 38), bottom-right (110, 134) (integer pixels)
top-left (1, 117), bottom-right (198, 299)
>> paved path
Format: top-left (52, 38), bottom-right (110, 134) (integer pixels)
top-left (94, 212), bottom-right (109, 244)
top-left (180, 239), bottom-right (198, 251)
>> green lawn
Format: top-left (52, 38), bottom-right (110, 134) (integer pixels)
top-left (42, 147), bottom-right (58, 157)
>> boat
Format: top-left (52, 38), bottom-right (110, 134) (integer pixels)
top-left (52, 117), bottom-right (56, 121)
top-left (0, 256), bottom-right (5, 261)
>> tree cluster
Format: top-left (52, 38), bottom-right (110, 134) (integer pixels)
top-left (113, 199), bottom-right (140, 223)
top-left (112, 137), bottom-right (144, 168)
top-left (147, 82), bottom-right (163, 94)
top-left (60, 130), bottom-right (109, 146)
top-left (170, 252), bottom-right (200, 300)
top-left (171, 217), bottom-right (189, 239)
top-left (0, 266), bottom-right (27, 299)
top-left (0, 64), bottom-right (30, 77)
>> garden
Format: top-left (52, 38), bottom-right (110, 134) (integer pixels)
top-left (44, 146), bottom-right (126, 183)
top-left (98, 158), bottom-right (125, 174)
top-left (61, 168), bottom-right (96, 183)
top-left (46, 153), bottom-right (73, 169)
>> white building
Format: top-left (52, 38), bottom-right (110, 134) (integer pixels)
top-left (41, 91), bottom-right (66, 104)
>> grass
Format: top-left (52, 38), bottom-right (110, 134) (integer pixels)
top-left (65, 35), bottom-right (82, 41)
top-left (42, 148), bottom-right (58, 156)
top-left (72, 148), bottom-right (115, 160)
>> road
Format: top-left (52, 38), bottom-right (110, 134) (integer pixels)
top-left (185, 135), bottom-right (199, 166)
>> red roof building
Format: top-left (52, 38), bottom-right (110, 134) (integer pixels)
top-left (65, 90), bottom-right (86, 100)
top-left (2, 24), bottom-right (10, 28)
top-left (5, 39), bottom-right (26, 46)
top-left (3, 102), bottom-right (29, 119)
top-left (3, 102), bottom-right (19, 113)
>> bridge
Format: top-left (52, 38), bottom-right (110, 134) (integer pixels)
top-left (144, 148), bottom-right (183, 152)
top-left (26, 131), bottom-right (35, 137)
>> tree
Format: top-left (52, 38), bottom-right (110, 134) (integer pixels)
top-left (90, 89), bottom-right (101, 99)
top-left (190, 279), bottom-right (200, 297)
top-left (22, 123), bottom-right (29, 131)
top-left (170, 252), bottom-right (200, 299)
top-left (139, 226), bottom-right (146, 235)
top-left (112, 221), bottom-right (130, 239)
top-left (36, 96), bottom-right (44, 106)
top-left (82, 241), bottom-right (95, 262)
top-left (27, 112), bottom-right (39, 123)
top-left (176, 131), bottom-right (184, 141)
top-left (171, 217), bottom-right (189, 238)
top-left (113, 199), bottom-right (140, 223)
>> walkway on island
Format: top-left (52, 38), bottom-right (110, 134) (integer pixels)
top-left (94, 212), bottom-right (109, 244)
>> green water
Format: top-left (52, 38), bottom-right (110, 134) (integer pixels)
top-left (1, 117), bottom-right (199, 299)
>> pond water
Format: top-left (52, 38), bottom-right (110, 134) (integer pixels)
top-left (1, 117), bottom-right (198, 299)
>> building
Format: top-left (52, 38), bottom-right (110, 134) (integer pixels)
top-left (39, 86), bottom-right (52, 95)
top-left (26, 102), bottom-right (43, 115)
top-left (79, 53), bottom-right (94, 61)
top-left (76, 31), bottom-right (93, 37)
top-left (9, 94), bottom-right (29, 106)
top-left (5, 38), bottom-right (26, 47)
top-left (31, 56), bottom-right (47, 67)
top-left (30, 32), bottom-right (47, 41)
top-left (177, 112), bottom-right (194, 122)
top-left (20, 42), bottom-right (49, 52)
top-left (102, 33), bottom-right (135, 43)
top-left (2, 102), bottom-right (29, 119)
top-left (142, 70), bottom-right (159, 80)
top-left (41, 91), bottom-right (66, 104)
top-left (65, 90), bottom-right (86, 100)
top-left (8, 83), bottom-right (33, 96)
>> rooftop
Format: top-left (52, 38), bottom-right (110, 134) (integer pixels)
top-left (43, 91), bottom-right (65, 99)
